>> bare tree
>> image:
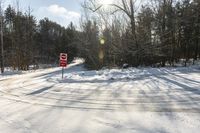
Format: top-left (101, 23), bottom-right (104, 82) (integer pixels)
top-left (82, 0), bottom-right (142, 66)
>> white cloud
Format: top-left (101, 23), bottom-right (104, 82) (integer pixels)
top-left (36, 4), bottom-right (80, 27)
top-left (48, 5), bottom-right (67, 15)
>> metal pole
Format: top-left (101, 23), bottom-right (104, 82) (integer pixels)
top-left (62, 67), bottom-right (64, 79)
top-left (0, 2), bottom-right (4, 74)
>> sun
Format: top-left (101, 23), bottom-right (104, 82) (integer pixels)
top-left (100, 0), bottom-right (113, 5)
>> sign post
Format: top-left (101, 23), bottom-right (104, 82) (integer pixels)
top-left (59, 53), bottom-right (68, 79)
top-left (61, 67), bottom-right (64, 80)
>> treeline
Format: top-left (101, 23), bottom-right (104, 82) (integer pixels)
top-left (79, 0), bottom-right (200, 69)
top-left (0, 5), bottom-right (78, 71)
top-left (1, 0), bottom-right (200, 71)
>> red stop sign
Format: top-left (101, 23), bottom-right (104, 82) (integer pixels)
top-left (60, 53), bottom-right (67, 67)
top-left (60, 53), bottom-right (67, 60)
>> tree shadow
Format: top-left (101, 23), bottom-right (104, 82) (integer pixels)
top-left (27, 85), bottom-right (54, 95)
top-left (162, 69), bottom-right (200, 84)
top-left (155, 75), bottom-right (200, 95)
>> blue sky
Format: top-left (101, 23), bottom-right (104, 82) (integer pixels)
top-left (3, 0), bottom-right (83, 27)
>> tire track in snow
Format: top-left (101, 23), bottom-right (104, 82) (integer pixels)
top-left (0, 65), bottom-right (200, 112)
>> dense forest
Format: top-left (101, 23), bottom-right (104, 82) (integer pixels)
top-left (80, 0), bottom-right (200, 69)
top-left (0, 4), bottom-right (78, 72)
top-left (0, 0), bottom-right (200, 71)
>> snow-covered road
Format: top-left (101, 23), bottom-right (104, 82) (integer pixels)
top-left (0, 62), bottom-right (200, 133)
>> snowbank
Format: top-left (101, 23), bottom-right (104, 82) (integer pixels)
top-left (49, 64), bottom-right (200, 83)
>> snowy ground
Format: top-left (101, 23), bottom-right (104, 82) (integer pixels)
top-left (0, 60), bottom-right (200, 133)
